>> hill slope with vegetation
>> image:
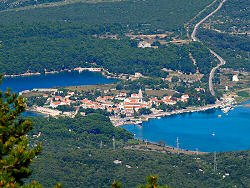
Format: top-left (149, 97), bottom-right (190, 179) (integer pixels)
top-left (0, 0), bottom-right (220, 79)
top-left (0, 22), bottom-right (214, 77)
top-left (0, 0), bottom-right (214, 31)
top-left (26, 115), bottom-right (250, 187)
top-left (197, 0), bottom-right (249, 71)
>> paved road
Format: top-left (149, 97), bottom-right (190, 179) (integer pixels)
top-left (191, 0), bottom-right (227, 96)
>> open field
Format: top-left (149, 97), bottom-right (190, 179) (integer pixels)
top-left (145, 89), bottom-right (176, 97)
top-left (65, 83), bottom-right (116, 92)
top-left (65, 83), bottom-right (177, 97)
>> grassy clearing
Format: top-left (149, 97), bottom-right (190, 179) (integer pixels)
top-left (145, 89), bottom-right (176, 97)
top-left (65, 83), bottom-right (116, 92)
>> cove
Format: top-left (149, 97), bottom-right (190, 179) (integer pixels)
top-left (0, 71), bottom-right (117, 93)
top-left (122, 106), bottom-right (250, 152)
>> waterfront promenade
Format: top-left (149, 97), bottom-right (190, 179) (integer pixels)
top-left (111, 102), bottom-right (222, 127)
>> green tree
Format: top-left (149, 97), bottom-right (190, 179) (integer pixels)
top-left (171, 76), bottom-right (179, 83)
top-left (138, 108), bottom-right (152, 115)
top-left (146, 175), bottom-right (159, 188)
top-left (137, 175), bottom-right (170, 188)
top-left (0, 74), bottom-right (41, 186)
top-left (0, 75), bottom-right (60, 187)
top-left (111, 180), bottom-right (122, 188)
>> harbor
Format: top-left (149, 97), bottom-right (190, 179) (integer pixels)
top-left (122, 101), bottom-right (250, 152)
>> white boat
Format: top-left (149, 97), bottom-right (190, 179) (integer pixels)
top-left (136, 121), bottom-right (142, 125)
top-left (221, 106), bottom-right (231, 114)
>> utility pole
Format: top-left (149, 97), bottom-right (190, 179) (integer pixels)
top-left (214, 151), bottom-right (217, 172)
top-left (176, 137), bottom-right (179, 154)
top-left (113, 136), bottom-right (115, 150)
top-left (100, 140), bottom-right (103, 149)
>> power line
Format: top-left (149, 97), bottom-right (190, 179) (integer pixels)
top-left (214, 151), bottom-right (217, 172)
top-left (113, 136), bottom-right (115, 150)
top-left (176, 137), bottom-right (179, 154)
top-left (100, 140), bottom-right (103, 149)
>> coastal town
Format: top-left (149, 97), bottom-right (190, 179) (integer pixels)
top-left (23, 84), bottom-right (232, 127)
top-left (15, 64), bottom-right (248, 128)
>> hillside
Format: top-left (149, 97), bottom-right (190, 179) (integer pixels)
top-left (0, 23), bottom-right (214, 77)
top-left (0, 0), bottom-right (62, 11)
top-left (26, 115), bottom-right (250, 187)
top-left (0, 0), bottom-right (220, 78)
top-left (197, 0), bottom-right (249, 71)
top-left (0, 0), bottom-right (214, 31)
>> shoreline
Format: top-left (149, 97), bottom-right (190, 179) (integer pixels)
top-left (3, 67), bottom-right (126, 80)
top-left (111, 102), bottom-right (222, 127)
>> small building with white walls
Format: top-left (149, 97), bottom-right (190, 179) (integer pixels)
top-left (232, 75), bottom-right (239, 82)
top-left (138, 41), bottom-right (151, 48)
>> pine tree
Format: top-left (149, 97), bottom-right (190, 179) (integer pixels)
top-left (0, 74), bottom-right (44, 187)
top-left (137, 175), bottom-right (170, 188)
top-left (111, 180), bottom-right (122, 188)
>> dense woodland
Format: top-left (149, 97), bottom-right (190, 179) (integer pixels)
top-left (0, 0), bottom-right (247, 75)
top-left (197, 0), bottom-right (249, 71)
top-left (0, 0), bottom-right (213, 31)
top-left (0, 22), bottom-right (214, 77)
top-left (25, 115), bottom-right (250, 187)
top-left (198, 29), bottom-right (250, 71)
top-left (30, 114), bottom-right (134, 147)
top-left (208, 0), bottom-right (249, 34)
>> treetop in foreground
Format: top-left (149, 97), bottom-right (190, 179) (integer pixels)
top-left (0, 75), bottom-right (61, 187)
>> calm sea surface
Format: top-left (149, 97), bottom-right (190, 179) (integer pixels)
top-left (1, 70), bottom-right (117, 117)
top-left (122, 105), bottom-right (250, 152)
top-left (0, 71), bottom-right (117, 93)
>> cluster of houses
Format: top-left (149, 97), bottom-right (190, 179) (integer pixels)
top-left (46, 91), bottom-right (75, 108)
top-left (42, 89), bottom-right (190, 117)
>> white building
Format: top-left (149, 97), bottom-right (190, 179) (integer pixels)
top-left (232, 75), bottom-right (239, 82)
top-left (138, 41), bottom-right (151, 48)
top-left (135, 72), bottom-right (143, 78)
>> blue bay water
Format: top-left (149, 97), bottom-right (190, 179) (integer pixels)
top-left (0, 70), bottom-right (117, 116)
top-left (122, 107), bottom-right (250, 152)
top-left (0, 71), bottom-right (117, 93)
top-left (22, 111), bottom-right (46, 117)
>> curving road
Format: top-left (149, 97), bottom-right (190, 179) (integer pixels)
top-left (191, 0), bottom-right (227, 96)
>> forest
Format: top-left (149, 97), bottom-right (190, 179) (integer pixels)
top-left (0, 22), bottom-right (214, 78)
top-left (25, 114), bottom-right (249, 187)
top-left (196, 0), bottom-right (249, 71)
top-left (198, 29), bottom-right (250, 71)
top-left (0, 0), bottom-right (213, 32)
